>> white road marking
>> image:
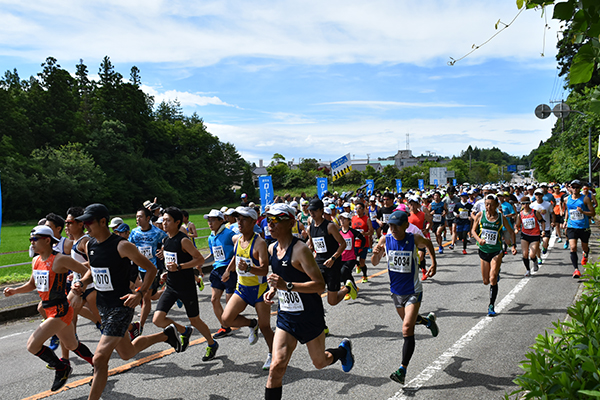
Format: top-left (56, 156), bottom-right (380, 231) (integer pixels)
top-left (388, 236), bottom-right (556, 399)
top-left (0, 329), bottom-right (34, 340)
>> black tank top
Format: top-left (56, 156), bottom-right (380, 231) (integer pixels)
top-left (271, 237), bottom-right (324, 317)
top-left (164, 231), bottom-right (195, 291)
top-left (309, 219), bottom-right (339, 264)
top-left (88, 234), bottom-right (135, 308)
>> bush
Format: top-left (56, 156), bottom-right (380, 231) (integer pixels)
top-left (506, 262), bottom-right (600, 399)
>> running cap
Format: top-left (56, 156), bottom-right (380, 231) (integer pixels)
top-left (149, 203), bottom-right (161, 211)
top-left (301, 199), bottom-right (309, 205)
top-left (387, 211), bottom-right (409, 226)
top-left (395, 204), bottom-right (408, 212)
top-left (248, 202), bottom-right (256, 207)
top-left (520, 196), bottom-right (531, 203)
top-left (329, 204), bottom-right (336, 209)
top-left (339, 212), bottom-right (351, 220)
top-left (224, 208), bottom-right (236, 216)
top-left (289, 201), bottom-right (298, 209)
top-left (266, 203), bottom-right (296, 218)
top-left (324, 207), bottom-right (332, 215)
top-left (534, 188), bottom-right (544, 195)
top-left (482, 185), bottom-right (491, 190)
top-left (30, 225), bottom-right (59, 242)
top-left (540, 182), bottom-right (548, 187)
top-left (408, 195), bottom-right (420, 203)
top-left (156, 216), bottom-right (163, 224)
top-left (460, 192), bottom-right (468, 197)
top-left (220, 206), bottom-right (229, 213)
top-left (527, 185), bottom-right (535, 190)
top-left (241, 193), bottom-right (247, 198)
top-left (369, 195), bottom-right (376, 201)
top-left (204, 209), bottom-right (224, 220)
top-left (571, 179), bottom-right (582, 187)
top-left (108, 217), bottom-right (123, 228)
top-left (143, 200), bottom-right (152, 208)
top-left (503, 192), bottom-right (510, 196)
top-left (308, 199), bottom-right (324, 210)
top-left (114, 223), bottom-right (130, 233)
top-left (76, 203), bottom-right (110, 222)
top-left (343, 202), bottom-right (351, 208)
top-left (232, 206), bottom-right (258, 220)
top-left (485, 194), bottom-right (498, 201)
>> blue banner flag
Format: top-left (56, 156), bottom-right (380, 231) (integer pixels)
top-left (317, 177), bottom-right (328, 199)
top-left (434, 179), bottom-right (438, 187)
top-left (259, 176), bottom-right (274, 212)
top-left (418, 179), bottom-right (424, 191)
top-left (366, 179), bottom-right (374, 195)
top-left (396, 179), bottom-right (402, 193)
top-left (453, 179), bottom-right (457, 186)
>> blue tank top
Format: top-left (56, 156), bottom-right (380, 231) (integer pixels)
top-left (208, 227), bottom-right (236, 269)
top-left (567, 195), bottom-right (589, 229)
top-left (385, 233), bottom-right (422, 296)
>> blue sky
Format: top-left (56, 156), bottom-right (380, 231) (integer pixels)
top-left (0, 0), bottom-right (565, 165)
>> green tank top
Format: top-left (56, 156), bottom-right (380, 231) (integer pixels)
top-left (478, 211), bottom-right (503, 254)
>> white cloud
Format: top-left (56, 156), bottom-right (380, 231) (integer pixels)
top-left (140, 85), bottom-right (235, 108)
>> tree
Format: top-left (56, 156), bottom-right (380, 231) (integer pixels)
top-left (271, 153), bottom-right (286, 165)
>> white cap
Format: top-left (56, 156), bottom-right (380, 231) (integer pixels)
top-left (289, 201), bottom-right (298, 210)
top-left (343, 202), bottom-right (351, 208)
top-left (534, 188), bottom-right (544, 195)
top-left (204, 209), bottom-right (224, 219)
top-left (31, 225), bottom-right (59, 242)
top-left (108, 217), bottom-right (123, 228)
top-left (408, 195), bottom-right (420, 203)
top-left (224, 208), bottom-right (236, 216)
top-left (156, 216), bottom-right (163, 224)
top-left (527, 185), bottom-right (535, 190)
top-left (369, 195), bottom-right (376, 201)
top-left (266, 203), bottom-right (296, 218)
top-left (232, 206), bottom-right (258, 220)
top-left (324, 207), bottom-right (332, 215)
top-left (339, 212), bottom-right (352, 219)
top-left (220, 206), bottom-right (229, 213)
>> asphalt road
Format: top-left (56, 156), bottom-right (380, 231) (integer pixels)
top-left (0, 235), bottom-right (584, 400)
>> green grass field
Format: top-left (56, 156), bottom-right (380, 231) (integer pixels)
top-left (0, 203), bottom-right (238, 285)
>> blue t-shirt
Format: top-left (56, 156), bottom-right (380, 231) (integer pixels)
top-left (208, 227), bottom-right (236, 269)
top-left (500, 202), bottom-right (515, 230)
top-left (260, 218), bottom-right (272, 240)
top-left (128, 225), bottom-right (168, 272)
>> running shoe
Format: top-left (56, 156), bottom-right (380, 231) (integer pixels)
top-left (533, 263), bottom-right (539, 272)
top-left (95, 322), bottom-right (104, 333)
top-left (324, 327), bottom-right (330, 337)
top-left (249, 319), bottom-right (259, 345)
top-left (129, 321), bottom-right (141, 341)
top-left (355, 266), bottom-right (362, 275)
top-left (213, 327), bottom-right (233, 339)
top-left (51, 363), bottom-right (72, 392)
top-left (163, 324), bottom-right (182, 352)
top-left (449, 244), bottom-right (454, 250)
top-left (582, 253), bottom-right (588, 265)
top-left (421, 269), bottom-right (428, 281)
top-left (573, 269), bottom-right (582, 278)
top-left (542, 247), bottom-right (547, 255)
top-left (538, 258), bottom-right (543, 265)
top-left (563, 242), bottom-right (569, 249)
top-left (487, 304), bottom-right (497, 317)
top-left (346, 280), bottom-right (358, 300)
top-left (202, 341), bottom-right (219, 361)
top-left (344, 293), bottom-right (351, 301)
top-left (339, 338), bottom-right (354, 373)
top-left (361, 277), bottom-right (368, 283)
top-left (438, 246), bottom-right (443, 254)
top-left (46, 358), bottom-right (70, 370)
top-left (263, 353), bottom-right (272, 370)
top-left (524, 270), bottom-right (531, 277)
top-left (462, 249), bottom-right (467, 255)
top-left (180, 326), bottom-right (193, 352)
top-left (176, 299), bottom-right (183, 308)
top-left (197, 279), bottom-right (205, 291)
top-left (390, 366), bottom-right (406, 385)
top-left (49, 335), bottom-right (60, 351)
top-left (557, 238), bottom-right (562, 243)
top-left (426, 312), bottom-right (439, 337)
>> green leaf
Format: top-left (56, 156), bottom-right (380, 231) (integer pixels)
top-left (578, 390), bottom-right (600, 397)
top-left (516, 0), bottom-right (525, 9)
top-left (553, 1), bottom-right (574, 21)
top-left (590, 88), bottom-right (600, 115)
top-left (570, 43), bottom-right (597, 85)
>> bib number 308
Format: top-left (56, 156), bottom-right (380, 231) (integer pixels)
top-left (277, 289), bottom-right (304, 312)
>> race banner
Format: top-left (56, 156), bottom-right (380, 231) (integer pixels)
top-left (418, 179), bottom-right (424, 191)
top-left (366, 179), bottom-right (374, 195)
top-left (396, 179), bottom-right (402, 193)
top-left (331, 153), bottom-right (352, 181)
top-left (259, 176), bottom-right (274, 212)
top-left (453, 179), bottom-right (457, 186)
top-left (317, 177), bottom-right (328, 199)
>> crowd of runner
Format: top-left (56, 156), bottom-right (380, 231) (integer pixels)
top-left (2, 178), bottom-right (595, 399)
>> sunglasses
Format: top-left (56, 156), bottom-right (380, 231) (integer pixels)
top-left (29, 236), bottom-right (45, 242)
top-left (83, 220), bottom-right (95, 226)
top-left (267, 215), bottom-right (291, 224)
top-left (520, 201), bottom-right (531, 204)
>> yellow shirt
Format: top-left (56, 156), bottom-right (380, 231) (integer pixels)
top-left (235, 233), bottom-right (268, 288)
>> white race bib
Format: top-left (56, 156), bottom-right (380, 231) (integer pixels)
top-left (369, 210), bottom-right (377, 219)
top-left (433, 214), bottom-right (442, 223)
top-left (263, 225), bottom-right (271, 237)
top-left (459, 210), bottom-right (468, 219)
top-left (91, 267), bottom-right (114, 291)
top-left (277, 289), bottom-right (304, 312)
top-left (382, 214), bottom-right (391, 223)
top-left (448, 204), bottom-right (455, 212)
top-left (164, 251), bottom-right (178, 265)
top-left (313, 237), bottom-right (327, 254)
top-left (387, 250), bottom-right (412, 273)
top-left (213, 245), bottom-right (226, 262)
top-left (236, 256), bottom-right (254, 277)
top-left (481, 229), bottom-right (498, 245)
top-left (33, 270), bottom-right (49, 292)
top-left (138, 246), bottom-right (153, 259)
top-left (344, 238), bottom-right (352, 251)
top-left (571, 209), bottom-right (584, 221)
top-left (523, 217), bottom-right (536, 230)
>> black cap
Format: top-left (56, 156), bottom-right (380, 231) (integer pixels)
top-left (388, 211), bottom-right (409, 226)
top-left (76, 203), bottom-right (110, 222)
top-left (308, 199), bottom-right (324, 211)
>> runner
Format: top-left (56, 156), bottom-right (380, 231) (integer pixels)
top-left (128, 207), bottom-right (168, 336)
top-left (552, 184), bottom-right (565, 243)
top-left (563, 180), bottom-right (596, 278)
top-left (443, 187), bottom-right (460, 250)
top-left (408, 196), bottom-right (433, 279)
top-left (471, 194), bottom-right (517, 316)
top-left (376, 192), bottom-right (397, 235)
top-left (263, 203), bottom-right (354, 400)
top-left (71, 203), bottom-right (182, 400)
top-left (351, 202), bottom-right (373, 283)
top-left (514, 196), bottom-right (544, 276)
top-left (429, 191), bottom-right (448, 254)
top-left (531, 188), bottom-right (554, 265)
top-left (338, 212), bottom-right (364, 300)
top-left (371, 211), bottom-right (439, 385)
top-left (498, 192), bottom-right (517, 255)
top-left (298, 200), bottom-right (310, 226)
top-left (205, 209), bottom-right (237, 338)
top-left (181, 210), bottom-right (198, 247)
top-left (368, 195), bottom-right (382, 241)
top-left (3, 226), bottom-right (95, 392)
top-left (453, 192), bottom-right (473, 255)
top-left (221, 207), bottom-right (274, 370)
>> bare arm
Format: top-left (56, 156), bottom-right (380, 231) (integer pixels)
top-left (415, 234), bottom-right (437, 277)
top-left (371, 236), bottom-right (387, 266)
top-left (266, 242), bottom-right (325, 294)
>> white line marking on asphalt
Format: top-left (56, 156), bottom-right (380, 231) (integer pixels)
top-left (0, 329), bottom-right (34, 340)
top-left (388, 236), bottom-right (556, 399)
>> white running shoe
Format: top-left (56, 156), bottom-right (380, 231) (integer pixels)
top-left (263, 353), bottom-right (272, 370)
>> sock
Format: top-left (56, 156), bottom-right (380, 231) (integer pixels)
top-left (570, 251), bottom-right (578, 269)
top-left (326, 346), bottom-right (347, 365)
top-left (208, 341), bottom-right (217, 347)
top-left (463, 238), bottom-right (468, 250)
top-left (401, 335), bottom-right (415, 366)
top-left (265, 386), bottom-right (283, 400)
top-left (35, 345), bottom-right (66, 370)
top-left (531, 257), bottom-right (537, 266)
top-left (415, 315), bottom-right (427, 326)
top-left (489, 284), bottom-right (498, 306)
top-left (362, 265), bottom-right (368, 277)
top-left (419, 259), bottom-right (426, 271)
top-left (249, 319), bottom-right (258, 329)
top-left (522, 258), bottom-right (530, 271)
top-left (73, 341), bottom-right (94, 366)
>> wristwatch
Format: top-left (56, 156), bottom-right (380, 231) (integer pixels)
top-left (286, 282), bottom-right (294, 292)
top-left (177, 264), bottom-right (182, 271)
top-left (245, 263), bottom-right (252, 273)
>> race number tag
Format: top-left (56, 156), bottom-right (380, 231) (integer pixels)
top-left (138, 246), bottom-right (153, 259)
top-left (481, 229), bottom-right (498, 245)
top-left (382, 214), bottom-right (391, 223)
top-left (571, 210), bottom-right (584, 221)
top-left (236, 256), bottom-right (254, 277)
top-left (277, 289), bottom-right (304, 312)
top-left (387, 250), bottom-right (412, 273)
top-left (263, 225), bottom-right (271, 237)
top-left (523, 217), bottom-right (536, 230)
top-left (33, 270), bottom-right (49, 292)
top-left (433, 214), bottom-right (442, 223)
top-left (213, 246), bottom-right (226, 262)
top-left (344, 238), bottom-right (352, 251)
top-left (313, 237), bottom-right (327, 254)
top-left (369, 210), bottom-right (377, 219)
top-left (448, 204), bottom-right (455, 212)
top-left (164, 251), bottom-right (178, 265)
top-left (459, 210), bottom-right (468, 219)
top-left (91, 267), bottom-right (114, 291)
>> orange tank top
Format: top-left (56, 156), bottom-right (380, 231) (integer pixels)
top-left (33, 252), bottom-right (68, 304)
top-left (408, 211), bottom-right (425, 230)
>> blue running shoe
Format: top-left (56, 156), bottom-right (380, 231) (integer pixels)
top-left (563, 242), bottom-right (569, 250)
top-left (438, 246), bottom-right (443, 254)
top-left (339, 338), bottom-right (354, 373)
top-left (488, 304), bottom-right (497, 317)
top-left (49, 335), bottom-right (60, 351)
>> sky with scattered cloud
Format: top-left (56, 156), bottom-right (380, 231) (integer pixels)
top-left (0, 0), bottom-right (566, 165)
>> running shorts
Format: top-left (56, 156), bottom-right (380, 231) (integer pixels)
top-left (567, 228), bottom-right (591, 243)
top-left (98, 305), bottom-right (134, 338)
top-left (478, 249), bottom-right (503, 263)
top-left (391, 292), bottom-right (423, 309)
top-left (210, 266), bottom-right (237, 294)
top-left (156, 286), bottom-right (200, 318)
